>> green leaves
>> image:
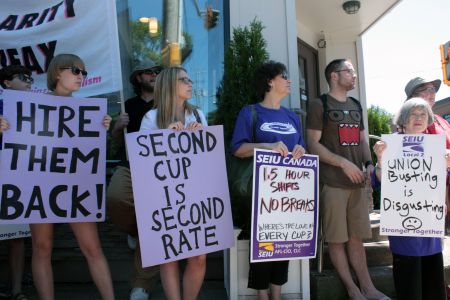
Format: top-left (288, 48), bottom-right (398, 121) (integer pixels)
top-left (214, 19), bottom-right (269, 143)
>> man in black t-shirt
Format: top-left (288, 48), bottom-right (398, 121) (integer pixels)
top-left (107, 60), bottom-right (162, 300)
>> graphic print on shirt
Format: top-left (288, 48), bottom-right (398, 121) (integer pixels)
top-left (338, 123), bottom-right (360, 146)
top-left (260, 122), bottom-right (297, 135)
top-left (326, 109), bottom-right (361, 146)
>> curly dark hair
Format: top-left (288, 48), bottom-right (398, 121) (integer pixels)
top-left (0, 65), bottom-right (32, 88)
top-left (254, 60), bottom-right (287, 101)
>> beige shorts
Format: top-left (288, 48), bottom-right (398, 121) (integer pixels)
top-left (320, 184), bottom-right (371, 243)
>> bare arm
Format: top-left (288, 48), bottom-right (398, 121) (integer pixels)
top-left (111, 112), bottom-right (129, 142)
top-left (360, 130), bottom-right (373, 165)
top-left (234, 141), bottom-right (289, 158)
top-left (306, 128), bottom-right (365, 184)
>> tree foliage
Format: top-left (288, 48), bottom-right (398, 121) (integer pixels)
top-left (130, 21), bottom-right (193, 67)
top-left (214, 19), bottom-right (269, 143)
top-left (367, 105), bottom-right (393, 163)
top-left (367, 105), bottom-right (393, 209)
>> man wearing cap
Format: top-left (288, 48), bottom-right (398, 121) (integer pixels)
top-left (107, 60), bottom-right (163, 300)
top-left (404, 77), bottom-right (450, 148)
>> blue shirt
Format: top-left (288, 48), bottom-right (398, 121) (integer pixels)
top-left (231, 103), bottom-right (305, 153)
top-left (371, 169), bottom-right (442, 256)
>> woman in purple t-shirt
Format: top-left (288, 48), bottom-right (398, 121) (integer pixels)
top-left (231, 61), bottom-right (306, 300)
top-left (372, 98), bottom-right (447, 300)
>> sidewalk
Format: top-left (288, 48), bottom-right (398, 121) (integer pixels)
top-left (2, 281), bottom-right (228, 300)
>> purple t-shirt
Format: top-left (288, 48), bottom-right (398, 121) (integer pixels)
top-left (371, 170), bottom-right (443, 256)
top-left (231, 103), bottom-right (305, 153)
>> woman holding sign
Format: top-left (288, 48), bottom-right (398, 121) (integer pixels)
top-left (29, 54), bottom-right (114, 300)
top-left (0, 65), bottom-right (33, 300)
top-left (230, 61), bottom-right (306, 300)
top-left (140, 66), bottom-right (207, 300)
top-left (372, 97), bottom-right (447, 300)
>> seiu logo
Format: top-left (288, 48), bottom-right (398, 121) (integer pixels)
top-left (402, 135), bottom-right (424, 157)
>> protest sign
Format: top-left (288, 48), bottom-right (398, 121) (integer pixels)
top-left (0, 224), bottom-right (30, 241)
top-left (250, 149), bottom-right (318, 262)
top-left (126, 125), bottom-right (234, 267)
top-left (380, 134), bottom-right (446, 238)
top-left (0, 90), bottom-right (107, 224)
top-left (0, 0), bottom-right (122, 97)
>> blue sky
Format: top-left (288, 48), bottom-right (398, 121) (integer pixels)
top-left (362, 0), bottom-right (450, 115)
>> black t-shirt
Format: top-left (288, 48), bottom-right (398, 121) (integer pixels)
top-left (125, 95), bottom-right (154, 133)
top-left (115, 96), bottom-right (154, 164)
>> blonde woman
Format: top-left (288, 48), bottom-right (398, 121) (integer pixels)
top-left (31, 54), bottom-right (114, 300)
top-left (140, 66), bottom-right (207, 300)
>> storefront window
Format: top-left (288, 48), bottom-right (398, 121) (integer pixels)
top-left (113, 0), bottom-right (224, 117)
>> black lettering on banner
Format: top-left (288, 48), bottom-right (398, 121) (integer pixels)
top-left (16, 102), bottom-right (36, 134)
top-left (49, 185), bottom-right (68, 217)
top-left (4, 143), bottom-right (27, 170)
top-left (50, 147), bottom-right (68, 173)
top-left (58, 106), bottom-right (75, 137)
top-left (70, 148), bottom-right (99, 174)
top-left (70, 186), bottom-right (90, 218)
top-left (28, 145), bottom-right (47, 171)
top-left (150, 133), bottom-right (167, 156)
top-left (79, 106), bottom-right (100, 137)
top-left (37, 104), bottom-right (57, 136)
top-left (137, 135), bottom-right (150, 157)
top-left (0, 184), bottom-right (23, 220)
top-left (24, 186), bottom-right (47, 219)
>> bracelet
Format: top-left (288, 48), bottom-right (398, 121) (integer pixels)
top-left (375, 163), bottom-right (381, 170)
top-left (364, 160), bottom-right (373, 168)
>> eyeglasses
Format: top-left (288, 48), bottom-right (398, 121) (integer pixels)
top-left (142, 69), bottom-right (161, 76)
top-left (60, 66), bottom-right (88, 78)
top-left (408, 112), bottom-right (428, 120)
top-left (178, 77), bottom-right (193, 85)
top-left (280, 72), bottom-right (289, 80)
top-left (414, 87), bottom-right (436, 95)
top-left (13, 73), bottom-right (34, 84)
top-left (336, 69), bottom-right (356, 76)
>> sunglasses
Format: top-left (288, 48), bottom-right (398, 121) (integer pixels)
top-left (280, 72), bottom-right (289, 80)
top-left (178, 77), bottom-right (193, 85)
top-left (142, 69), bottom-right (161, 76)
top-left (60, 66), bottom-right (88, 78)
top-left (13, 73), bottom-right (34, 84)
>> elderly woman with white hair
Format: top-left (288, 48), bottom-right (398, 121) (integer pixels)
top-left (372, 97), bottom-right (448, 300)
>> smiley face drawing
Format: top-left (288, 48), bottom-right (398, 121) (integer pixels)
top-left (402, 217), bottom-right (423, 230)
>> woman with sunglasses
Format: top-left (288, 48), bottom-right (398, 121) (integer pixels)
top-left (0, 64), bottom-right (34, 300)
top-left (30, 54), bottom-right (114, 300)
top-left (230, 61), bottom-right (306, 300)
top-left (140, 66), bottom-right (207, 300)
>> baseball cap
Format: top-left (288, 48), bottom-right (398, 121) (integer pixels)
top-left (404, 77), bottom-right (441, 99)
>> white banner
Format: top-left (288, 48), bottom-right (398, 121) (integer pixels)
top-left (380, 134), bottom-right (446, 238)
top-left (0, 0), bottom-right (122, 97)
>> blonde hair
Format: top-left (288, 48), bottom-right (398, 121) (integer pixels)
top-left (154, 66), bottom-right (195, 129)
top-left (47, 54), bottom-right (85, 91)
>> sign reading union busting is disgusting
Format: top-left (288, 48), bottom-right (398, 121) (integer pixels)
top-left (380, 134), bottom-right (446, 238)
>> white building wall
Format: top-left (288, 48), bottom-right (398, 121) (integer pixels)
top-left (229, 0), bottom-right (300, 109)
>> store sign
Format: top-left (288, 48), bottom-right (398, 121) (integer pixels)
top-left (0, 0), bottom-right (122, 96)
